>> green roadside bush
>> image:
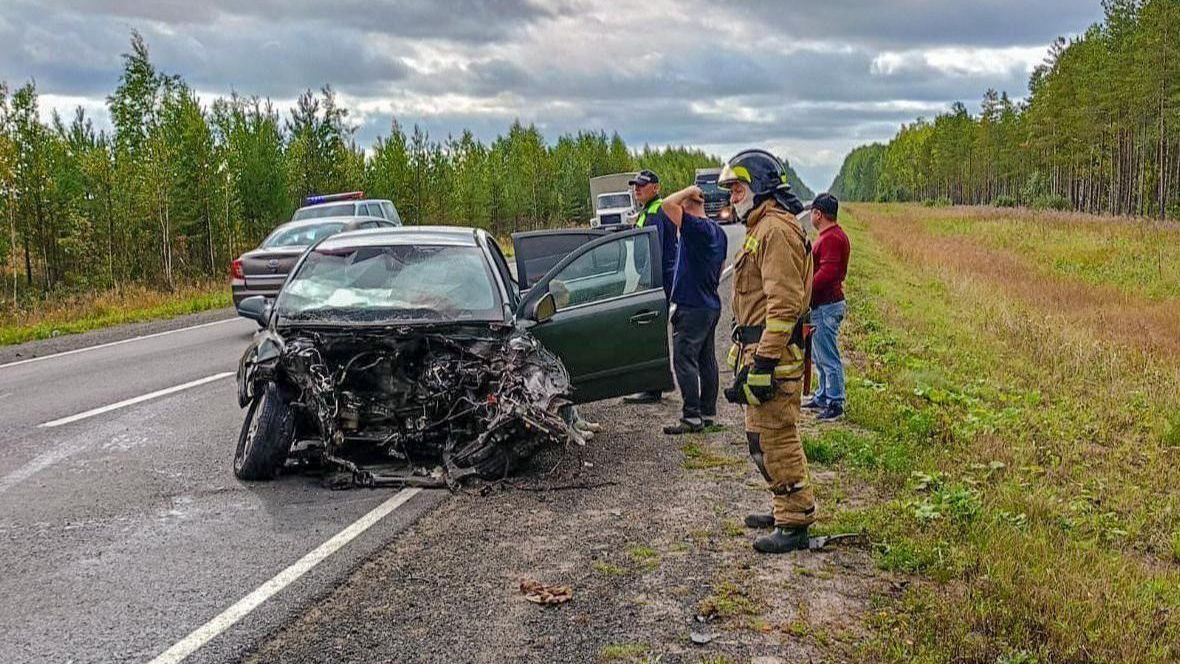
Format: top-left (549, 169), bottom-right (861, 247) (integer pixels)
top-left (1031, 194), bottom-right (1071, 211)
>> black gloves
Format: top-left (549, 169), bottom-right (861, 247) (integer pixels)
top-left (724, 355), bottom-right (779, 406)
top-left (745, 355), bottom-right (779, 404)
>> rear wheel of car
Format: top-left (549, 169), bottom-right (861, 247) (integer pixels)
top-left (234, 382), bottom-right (295, 481)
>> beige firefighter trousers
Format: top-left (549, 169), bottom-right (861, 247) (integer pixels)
top-left (744, 378), bottom-right (817, 528)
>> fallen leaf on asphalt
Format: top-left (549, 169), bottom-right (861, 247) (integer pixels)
top-left (519, 578), bottom-right (572, 605)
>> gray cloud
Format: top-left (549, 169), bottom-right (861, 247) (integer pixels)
top-left (50, 0), bottom-right (566, 41)
top-left (722, 0), bottom-right (1102, 48)
top-left (0, 0), bottom-right (1106, 190)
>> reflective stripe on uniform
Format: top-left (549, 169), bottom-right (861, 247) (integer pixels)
top-left (743, 235), bottom-right (759, 253)
top-left (765, 318), bottom-right (792, 333)
top-left (726, 344), bottom-right (740, 371)
top-left (774, 362), bottom-right (803, 378)
top-left (636, 199), bottom-right (661, 228)
top-left (746, 372), bottom-right (772, 387)
top-left (742, 384), bottom-right (761, 406)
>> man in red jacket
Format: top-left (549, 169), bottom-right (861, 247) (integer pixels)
top-left (804, 193), bottom-right (850, 421)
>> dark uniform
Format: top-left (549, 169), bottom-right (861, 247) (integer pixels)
top-left (635, 197), bottom-right (678, 301)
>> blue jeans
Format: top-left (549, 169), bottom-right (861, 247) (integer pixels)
top-left (810, 300), bottom-right (846, 408)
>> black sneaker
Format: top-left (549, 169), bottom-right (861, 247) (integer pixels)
top-left (663, 418), bottom-right (704, 435)
top-left (816, 404), bottom-right (844, 421)
top-left (753, 526), bottom-right (810, 553)
top-left (744, 513), bottom-right (775, 529)
top-left (802, 397), bottom-right (826, 411)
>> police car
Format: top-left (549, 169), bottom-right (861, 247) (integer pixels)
top-left (292, 191), bottom-right (402, 224)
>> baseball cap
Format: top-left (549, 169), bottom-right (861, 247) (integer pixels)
top-left (628, 169), bottom-right (660, 186)
top-left (807, 192), bottom-right (839, 219)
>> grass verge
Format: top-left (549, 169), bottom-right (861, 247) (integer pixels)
top-left (829, 204), bottom-right (1179, 663)
top-left (0, 281), bottom-right (230, 346)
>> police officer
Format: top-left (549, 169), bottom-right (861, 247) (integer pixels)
top-left (622, 169), bottom-right (678, 405)
top-left (718, 150), bottom-right (816, 554)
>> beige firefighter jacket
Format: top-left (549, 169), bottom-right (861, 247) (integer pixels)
top-left (728, 200), bottom-right (813, 379)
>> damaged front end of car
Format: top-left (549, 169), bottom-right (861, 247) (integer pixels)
top-left (235, 323), bottom-right (575, 489)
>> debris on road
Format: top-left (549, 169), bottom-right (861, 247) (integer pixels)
top-left (806, 532), bottom-right (863, 551)
top-left (689, 628), bottom-right (715, 645)
top-left (519, 579), bottom-right (573, 605)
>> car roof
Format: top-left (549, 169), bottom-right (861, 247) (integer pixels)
top-left (296, 198), bottom-right (392, 211)
top-left (317, 226), bottom-right (480, 250)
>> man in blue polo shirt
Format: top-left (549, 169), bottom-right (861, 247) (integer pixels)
top-left (660, 185), bottom-right (728, 434)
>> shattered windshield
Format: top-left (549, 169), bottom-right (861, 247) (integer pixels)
top-left (276, 244), bottom-right (503, 323)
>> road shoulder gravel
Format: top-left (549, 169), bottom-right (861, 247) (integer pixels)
top-left (243, 294), bottom-right (898, 663)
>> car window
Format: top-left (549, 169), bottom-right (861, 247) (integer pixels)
top-left (598, 193), bottom-right (632, 209)
top-left (291, 203), bottom-right (356, 220)
top-left (380, 202), bottom-right (401, 224)
top-left (548, 233), bottom-right (652, 310)
top-left (365, 203), bottom-right (383, 217)
top-left (262, 222), bottom-right (346, 248)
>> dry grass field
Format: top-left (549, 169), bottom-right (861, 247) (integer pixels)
top-left (0, 280), bottom-right (230, 346)
top-left (811, 204), bottom-right (1179, 663)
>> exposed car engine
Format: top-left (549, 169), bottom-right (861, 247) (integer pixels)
top-left (240, 325), bottom-right (576, 488)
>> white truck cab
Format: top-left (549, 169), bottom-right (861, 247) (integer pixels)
top-left (589, 173), bottom-right (639, 228)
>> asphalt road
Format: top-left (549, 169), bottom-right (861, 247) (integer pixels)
top-left (0, 221), bottom-right (747, 664)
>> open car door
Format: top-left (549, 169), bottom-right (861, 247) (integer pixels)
top-left (516, 226), bottom-right (672, 404)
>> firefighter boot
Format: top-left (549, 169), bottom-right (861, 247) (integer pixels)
top-left (744, 513), bottom-right (775, 529)
top-left (753, 526), bottom-right (810, 553)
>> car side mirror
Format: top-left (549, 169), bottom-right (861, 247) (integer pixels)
top-left (238, 295), bottom-right (270, 325)
top-left (528, 291), bottom-right (556, 324)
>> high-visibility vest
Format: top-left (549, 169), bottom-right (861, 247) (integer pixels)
top-left (635, 199), bottom-right (662, 227)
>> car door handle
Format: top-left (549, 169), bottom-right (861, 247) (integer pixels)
top-left (630, 310), bottom-right (659, 325)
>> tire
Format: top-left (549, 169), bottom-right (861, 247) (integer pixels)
top-left (449, 436), bottom-right (515, 479)
top-left (234, 382), bottom-right (295, 481)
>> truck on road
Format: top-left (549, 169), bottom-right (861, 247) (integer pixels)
top-left (694, 168), bottom-right (734, 224)
top-left (589, 173), bottom-right (638, 228)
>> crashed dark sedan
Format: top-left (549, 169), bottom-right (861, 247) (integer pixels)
top-left (234, 225), bottom-right (673, 487)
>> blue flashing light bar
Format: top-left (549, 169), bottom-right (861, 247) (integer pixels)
top-left (305, 191), bottom-right (364, 205)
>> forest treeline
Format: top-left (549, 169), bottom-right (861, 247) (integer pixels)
top-left (0, 33), bottom-right (811, 304)
top-left (830, 0), bottom-right (1178, 219)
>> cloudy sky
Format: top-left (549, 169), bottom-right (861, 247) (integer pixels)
top-left (1, 0), bottom-right (1105, 190)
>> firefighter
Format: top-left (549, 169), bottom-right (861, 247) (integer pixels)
top-left (718, 149), bottom-right (816, 554)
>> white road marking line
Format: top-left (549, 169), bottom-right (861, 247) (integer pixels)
top-left (146, 488), bottom-right (423, 664)
top-left (38, 372), bottom-right (234, 428)
top-left (0, 437), bottom-right (89, 496)
top-left (0, 318), bottom-right (240, 370)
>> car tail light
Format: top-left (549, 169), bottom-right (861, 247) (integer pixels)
top-left (231, 258), bottom-right (244, 280)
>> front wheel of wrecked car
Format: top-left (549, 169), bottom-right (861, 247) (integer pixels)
top-left (234, 382), bottom-right (295, 481)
